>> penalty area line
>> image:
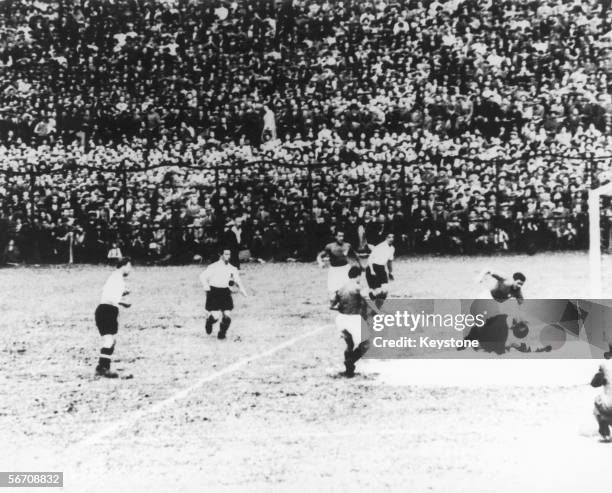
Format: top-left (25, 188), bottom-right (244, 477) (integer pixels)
top-left (66, 323), bottom-right (330, 458)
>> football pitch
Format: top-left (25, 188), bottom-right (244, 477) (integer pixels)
top-left (1, 252), bottom-right (611, 493)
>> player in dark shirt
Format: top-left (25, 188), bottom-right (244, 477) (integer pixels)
top-left (334, 266), bottom-right (370, 377)
top-left (485, 270), bottom-right (526, 304)
top-left (317, 230), bottom-right (359, 308)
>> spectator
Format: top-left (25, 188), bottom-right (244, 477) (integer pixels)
top-left (107, 242), bottom-right (123, 265)
top-left (0, 0), bottom-right (609, 263)
top-left (2, 239), bottom-right (21, 265)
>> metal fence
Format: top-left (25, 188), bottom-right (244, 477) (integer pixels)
top-left (1, 151), bottom-right (611, 264)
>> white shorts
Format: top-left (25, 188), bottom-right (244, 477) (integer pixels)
top-left (336, 313), bottom-right (363, 345)
top-left (327, 265), bottom-right (351, 293)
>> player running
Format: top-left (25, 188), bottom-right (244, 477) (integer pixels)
top-left (94, 257), bottom-right (132, 378)
top-left (334, 266), bottom-right (370, 377)
top-left (366, 233), bottom-right (395, 303)
top-left (200, 248), bottom-right (248, 339)
top-left (317, 230), bottom-right (359, 308)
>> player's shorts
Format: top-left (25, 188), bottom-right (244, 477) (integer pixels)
top-left (336, 313), bottom-right (363, 345)
top-left (206, 286), bottom-right (234, 311)
top-left (95, 304), bottom-right (119, 336)
top-left (366, 264), bottom-right (388, 290)
top-left (327, 264), bottom-right (351, 293)
top-left (464, 313), bottom-right (509, 355)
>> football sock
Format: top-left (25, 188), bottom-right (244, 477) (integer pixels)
top-left (219, 316), bottom-right (231, 338)
top-left (205, 315), bottom-right (217, 334)
top-left (98, 344), bottom-right (114, 370)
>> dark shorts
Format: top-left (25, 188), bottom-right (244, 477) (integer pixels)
top-left (464, 314), bottom-right (508, 355)
top-left (366, 264), bottom-right (388, 290)
top-left (95, 304), bottom-right (119, 336)
top-left (206, 286), bottom-right (234, 312)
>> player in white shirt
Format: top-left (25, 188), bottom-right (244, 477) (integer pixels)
top-left (366, 233), bottom-right (395, 303)
top-left (200, 249), bottom-right (248, 339)
top-left (94, 258), bottom-right (132, 378)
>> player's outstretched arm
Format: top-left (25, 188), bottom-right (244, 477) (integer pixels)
top-left (479, 269), bottom-right (504, 282)
top-left (488, 270), bottom-right (505, 281)
top-left (119, 281), bottom-right (130, 307)
top-left (506, 342), bottom-right (530, 353)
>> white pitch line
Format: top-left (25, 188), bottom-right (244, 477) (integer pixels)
top-left (161, 423), bottom-right (596, 441)
top-left (66, 324), bottom-right (330, 458)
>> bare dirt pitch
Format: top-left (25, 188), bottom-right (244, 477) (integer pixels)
top-left (1, 252), bottom-right (611, 493)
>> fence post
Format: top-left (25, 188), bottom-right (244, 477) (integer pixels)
top-left (29, 165), bottom-right (36, 219)
top-left (121, 161), bottom-right (128, 220)
top-left (494, 158), bottom-right (501, 224)
top-left (307, 161), bottom-right (313, 217)
top-left (400, 159), bottom-right (407, 209)
top-left (379, 160), bottom-right (387, 205)
top-left (590, 154), bottom-right (597, 189)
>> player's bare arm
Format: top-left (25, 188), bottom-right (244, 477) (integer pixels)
top-left (484, 270), bottom-right (505, 282)
top-left (119, 293), bottom-right (131, 307)
top-left (120, 283), bottom-right (131, 308)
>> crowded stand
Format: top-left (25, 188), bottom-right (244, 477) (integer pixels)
top-left (1, 0), bottom-right (612, 264)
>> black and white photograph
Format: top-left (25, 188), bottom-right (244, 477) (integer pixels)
top-left (2, 0), bottom-right (612, 491)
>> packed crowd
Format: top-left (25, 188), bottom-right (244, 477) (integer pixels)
top-left (2, 0), bottom-right (612, 264)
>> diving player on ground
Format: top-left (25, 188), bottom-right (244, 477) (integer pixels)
top-left (317, 230), bottom-right (360, 309)
top-left (94, 257), bottom-right (132, 378)
top-left (462, 270), bottom-right (542, 354)
top-left (200, 248), bottom-right (248, 339)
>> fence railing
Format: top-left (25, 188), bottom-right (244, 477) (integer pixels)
top-left (1, 152), bottom-right (612, 264)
